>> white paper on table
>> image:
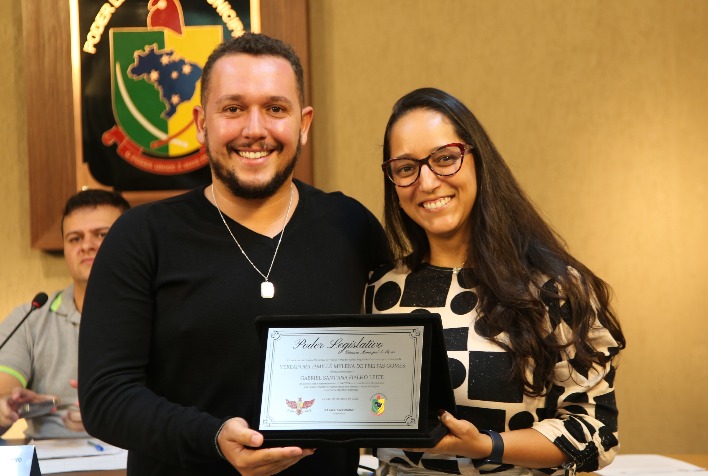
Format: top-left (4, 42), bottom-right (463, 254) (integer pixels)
top-left (596, 454), bottom-right (708, 476)
top-left (38, 451), bottom-right (128, 474)
top-left (30, 437), bottom-right (123, 459)
top-left (28, 437), bottom-right (127, 474)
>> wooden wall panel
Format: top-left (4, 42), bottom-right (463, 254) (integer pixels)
top-left (23, 0), bottom-right (76, 250)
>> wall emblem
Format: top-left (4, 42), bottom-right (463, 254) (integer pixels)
top-left (77, 0), bottom-right (255, 190)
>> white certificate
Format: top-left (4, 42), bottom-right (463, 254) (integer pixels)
top-left (258, 326), bottom-right (424, 430)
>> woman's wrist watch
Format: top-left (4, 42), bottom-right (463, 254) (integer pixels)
top-left (473, 429), bottom-right (504, 472)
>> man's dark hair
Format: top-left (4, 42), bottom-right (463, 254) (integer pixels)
top-left (61, 189), bottom-right (130, 235)
top-left (200, 32), bottom-right (305, 106)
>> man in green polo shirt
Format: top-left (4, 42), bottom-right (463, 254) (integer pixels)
top-left (0, 189), bottom-right (129, 438)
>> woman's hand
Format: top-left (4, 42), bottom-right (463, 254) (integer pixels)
top-left (409, 411), bottom-right (569, 469)
top-left (406, 411), bottom-right (493, 459)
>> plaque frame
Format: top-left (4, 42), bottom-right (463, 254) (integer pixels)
top-left (253, 313), bottom-right (456, 448)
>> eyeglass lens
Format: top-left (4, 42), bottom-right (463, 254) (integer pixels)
top-left (387, 144), bottom-right (464, 186)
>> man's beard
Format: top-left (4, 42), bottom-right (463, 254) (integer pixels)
top-left (206, 131), bottom-right (301, 200)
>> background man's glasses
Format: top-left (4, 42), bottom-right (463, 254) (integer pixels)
top-left (382, 142), bottom-right (474, 187)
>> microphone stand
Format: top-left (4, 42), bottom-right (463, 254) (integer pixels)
top-left (0, 293), bottom-right (49, 353)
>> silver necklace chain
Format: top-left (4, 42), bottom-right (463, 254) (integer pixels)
top-left (211, 182), bottom-right (294, 288)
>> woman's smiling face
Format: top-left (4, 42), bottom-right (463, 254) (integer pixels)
top-left (388, 108), bottom-right (478, 246)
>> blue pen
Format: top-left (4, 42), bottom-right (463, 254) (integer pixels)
top-left (87, 440), bottom-right (105, 452)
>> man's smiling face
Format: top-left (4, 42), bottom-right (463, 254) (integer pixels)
top-left (194, 53), bottom-right (313, 199)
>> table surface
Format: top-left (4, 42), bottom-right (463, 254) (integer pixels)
top-left (58, 472), bottom-right (125, 476)
top-left (55, 454), bottom-right (708, 476)
top-left (3, 439), bottom-right (707, 476)
top-left (1, 438), bottom-right (124, 476)
top-left (42, 454), bottom-right (708, 476)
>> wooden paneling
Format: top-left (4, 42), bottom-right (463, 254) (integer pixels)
top-left (23, 0), bottom-right (76, 250)
top-left (23, 0), bottom-right (311, 250)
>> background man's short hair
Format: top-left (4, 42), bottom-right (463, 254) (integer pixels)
top-left (61, 189), bottom-right (131, 235)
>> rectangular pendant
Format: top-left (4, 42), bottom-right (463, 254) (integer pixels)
top-left (261, 281), bottom-right (275, 298)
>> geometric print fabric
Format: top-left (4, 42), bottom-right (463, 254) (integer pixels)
top-left (364, 263), bottom-right (621, 475)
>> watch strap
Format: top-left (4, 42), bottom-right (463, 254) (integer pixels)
top-left (473, 429), bottom-right (504, 472)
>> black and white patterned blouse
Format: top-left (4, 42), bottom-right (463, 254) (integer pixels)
top-left (364, 263), bottom-right (621, 476)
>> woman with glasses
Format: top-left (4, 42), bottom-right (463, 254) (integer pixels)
top-left (364, 88), bottom-right (625, 475)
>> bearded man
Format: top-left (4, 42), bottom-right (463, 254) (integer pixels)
top-left (78, 33), bottom-right (388, 476)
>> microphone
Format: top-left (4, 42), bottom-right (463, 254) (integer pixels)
top-left (0, 292), bottom-right (49, 353)
top-left (31, 293), bottom-right (49, 309)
